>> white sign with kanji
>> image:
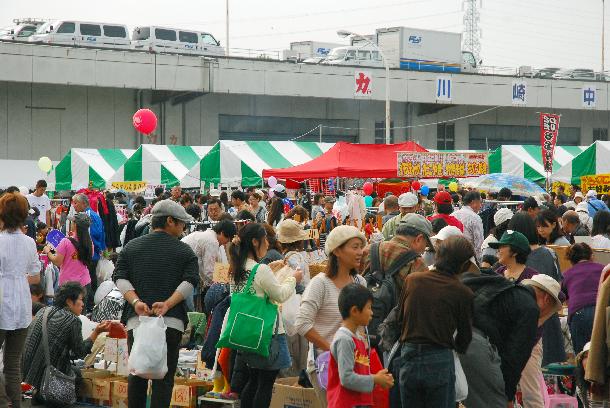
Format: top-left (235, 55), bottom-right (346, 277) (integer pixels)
top-left (511, 80), bottom-right (527, 105)
top-left (436, 76), bottom-right (452, 102)
top-left (582, 86), bottom-right (596, 108)
top-left (354, 71), bottom-right (373, 97)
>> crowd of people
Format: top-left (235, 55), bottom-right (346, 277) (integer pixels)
top-left (1, 179), bottom-right (610, 407)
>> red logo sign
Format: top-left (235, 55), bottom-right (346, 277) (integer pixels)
top-left (354, 71), bottom-right (372, 96)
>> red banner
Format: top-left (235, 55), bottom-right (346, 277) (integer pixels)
top-left (540, 113), bottom-right (560, 173)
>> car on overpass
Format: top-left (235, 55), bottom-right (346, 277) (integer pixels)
top-left (131, 26), bottom-right (224, 56)
top-left (28, 20), bottom-right (131, 49)
top-left (0, 18), bottom-right (45, 42)
top-left (533, 67), bottom-right (560, 79)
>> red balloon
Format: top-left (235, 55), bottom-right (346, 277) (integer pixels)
top-left (363, 182), bottom-right (373, 196)
top-left (411, 180), bottom-right (421, 191)
top-left (133, 109), bottom-right (157, 135)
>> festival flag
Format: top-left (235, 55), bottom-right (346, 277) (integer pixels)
top-left (540, 113), bottom-right (561, 173)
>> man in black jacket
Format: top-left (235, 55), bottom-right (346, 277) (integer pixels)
top-left (459, 267), bottom-right (539, 408)
top-left (113, 200), bottom-right (199, 408)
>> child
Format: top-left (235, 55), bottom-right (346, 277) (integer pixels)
top-left (327, 283), bottom-right (394, 408)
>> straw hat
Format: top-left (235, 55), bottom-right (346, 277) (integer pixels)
top-left (277, 219), bottom-right (309, 244)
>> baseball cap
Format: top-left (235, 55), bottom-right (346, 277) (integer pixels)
top-left (434, 191), bottom-right (452, 205)
top-left (399, 214), bottom-right (434, 249)
top-left (430, 225), bottom-right (462, 244)
top-left (522, 274), bottom-right (563, 316)
top-left (488, 230), bottom-right (530, 254)
top-left (398, 192), bottom-right (418, 208)
top-left (273, 184), bottom-right (286, 193)
top-left (151, 199), bottom-right (193, 223)
top-left (494, 208), bottom-right (514, 226)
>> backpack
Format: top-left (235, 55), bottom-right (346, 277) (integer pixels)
top-left (364, 242), bottom-right (419, 348)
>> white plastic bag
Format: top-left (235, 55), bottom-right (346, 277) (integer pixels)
top-left (128, 316), bottom-right (168, 379)
top-left (282, 294), bottom-right (301, 336)
top-left (96, 258), bottom-right (114, 283)
top-left (454, 351), bottom-right (468, 402)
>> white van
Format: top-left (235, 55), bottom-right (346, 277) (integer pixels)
top-left (131, 26), bottom-right (224, 56)
top-left (28, 21), bottom-right (130, 49)
top-left (0, 23), bottom-right (43, 42)
top-left (321, 45), bottom-right (385, 67)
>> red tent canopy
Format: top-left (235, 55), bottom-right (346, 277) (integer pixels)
top-left (262, 141), bottom-right (427, 180)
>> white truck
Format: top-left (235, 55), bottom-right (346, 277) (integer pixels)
top-left (282, 41), bottom-right (344, 63)
top-left (376, 26), bottom-right (478, 73)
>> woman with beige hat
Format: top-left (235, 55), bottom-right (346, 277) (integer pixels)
top-left (295, 225), bottom-right (367, 405)
top-left (277, 219), bottom-right (311, 289)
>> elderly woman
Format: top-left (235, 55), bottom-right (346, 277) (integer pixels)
top-left (0, 192), bottom-right (41, 408)
top-left (295, 225), bottom-right (367, 406)
top-left (22, 282), bottom-right (110, 405)
top-left (561, 243), bottom-right (604, 354)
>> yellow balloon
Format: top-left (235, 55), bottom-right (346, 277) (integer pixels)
top-left (448, 181), bottom-right (458, 192)
top-left (38, 156), bottom-right (53, 173)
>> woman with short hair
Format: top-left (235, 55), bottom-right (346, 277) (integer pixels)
top-left (22, 282), bottom-right (111, 405)
top-left (561, 243), bottom-right (603, 353)
top-left (0, 192), bottom-right (41, 408)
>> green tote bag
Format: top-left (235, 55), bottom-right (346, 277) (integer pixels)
top-left (216, 264), bottom-right (279, 357)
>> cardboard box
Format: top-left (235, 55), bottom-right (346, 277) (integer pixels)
top-left (112, 379), bottom-right (129, 408)
top-left (170, 378), bottom-right (213, 408)
top-left (105, 337), bottom-right (129, 376)
top-left (270, 377), bottom-right (323, 408)
top-left (78, 368), bottom-right (114, 400)
top-left (213, 263), bottom-right (230, 283)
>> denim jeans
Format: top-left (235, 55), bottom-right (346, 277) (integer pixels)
top-left (569, 305), bottom-right (596, 354)
top-left (399, 343), bottom-right (455, 408)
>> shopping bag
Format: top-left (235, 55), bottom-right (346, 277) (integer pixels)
top-left (96, 258), bottom-right (115, 283)
top-left (128, 316), bottom-right (168, 379)
top-left (281, 294), bottom-right (301, 337)
top-left (454, 351), bottom-right (468, 402)
top-left (216, 264), bottom-right (278, 357)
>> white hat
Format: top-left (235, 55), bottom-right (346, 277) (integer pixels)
top-left (398, 192), bottom-right (418, 208)
top-left (574, 191), bottom-right (585, 201)
top-left (431, 226), bottom-right (462, 244)
top-left (587, 190), bottom-right (598, 199)
top-left (494, 208), bottom-right (514, 226)
top-left (209, 189), bottom-right (221, 197)
top-left (274, 184), bottom-right (286, 193)
top-left (522, 274), bottom-right (563, 315)
top-left (325, 225), bottom-right (366, 255)
top-left (576, 202), bottom-right (589, 214)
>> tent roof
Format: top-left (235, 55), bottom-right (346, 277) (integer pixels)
top-left (192, 140), bottom-right (335, 186)
top-left (51, 148), bottom-right (135, 191)
top-left (552, 141), bottom-right (610, 184)
top-left (262, 141), bottom-right (427, 180)
top-left (112, 144), bottom-right (211, 187)
top-left (489, 145), bottom-right (588, 183)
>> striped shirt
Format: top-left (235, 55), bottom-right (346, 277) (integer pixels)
top-left (295, 273), bottom-right (366, 348)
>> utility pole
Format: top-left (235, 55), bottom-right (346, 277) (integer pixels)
top-left (603, 0), bottom-right (606, 73)
top-left (225, 0), bottom-right (230, 56)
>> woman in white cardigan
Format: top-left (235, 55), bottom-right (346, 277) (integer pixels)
top-left (229, 223), bottom-right (301, 408)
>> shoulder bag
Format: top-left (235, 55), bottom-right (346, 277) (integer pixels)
top-left (216, 264), bottom-right (279, 356)
top-left (40, 307), bottom-right (77, 405)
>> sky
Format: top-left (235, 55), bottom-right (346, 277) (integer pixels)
top-left (1, 0), bottom-right (608, 71)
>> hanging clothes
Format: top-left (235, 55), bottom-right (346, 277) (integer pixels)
top-left (100, 196), bottom-right (121, 249)
top-left (76, 189), bottom-right (109, 215)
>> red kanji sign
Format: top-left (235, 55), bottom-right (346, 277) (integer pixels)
top-left (539, 113), bottom-right (560, 173)
top-left (354, 71), bottom-right (372, 96)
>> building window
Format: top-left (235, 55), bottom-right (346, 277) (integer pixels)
top-left (218, 115), bottom-right (359, 143)
top-left (468, 124), bottom-right (581, 150)
top-left (374, 121), bottom-right (394, 144)
top-left (594, 128), bottom-right (608, 141)
top-left (437, 124), bottom-right (455, 150)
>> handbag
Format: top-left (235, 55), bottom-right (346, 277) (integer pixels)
top-left (240, 317), bottom-right (285, 370)
top-left (216, 264), bottom-right (279, 356)
top-left (40, 308), bottom-right (77, 405)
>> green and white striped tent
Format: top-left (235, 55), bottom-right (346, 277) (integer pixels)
top-left (50, 148), bottom-right (135, 191)
top-left (552, 141), bottom-right (610, 185)
top-left (111, 144), bottom-right (212, 188)
top-left (488, 145), bottom-right (588, 183)
top-left (188, 140), bottom-right (335, 186)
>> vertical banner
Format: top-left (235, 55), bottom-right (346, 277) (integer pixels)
top-left (540, 113), bottom-right (560, 173)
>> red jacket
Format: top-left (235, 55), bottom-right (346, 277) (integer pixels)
top-left (428, 213), bottom-right (464, 232)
